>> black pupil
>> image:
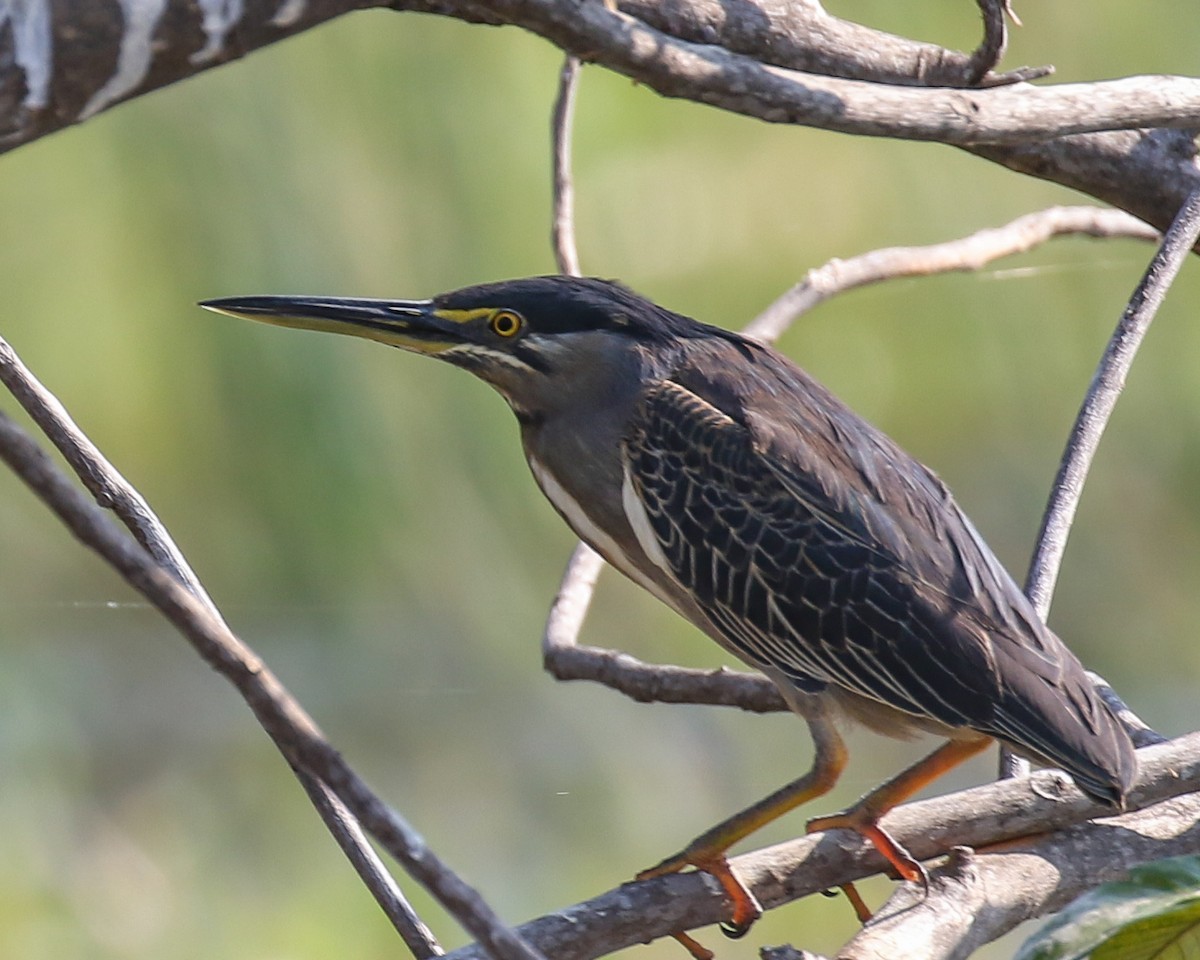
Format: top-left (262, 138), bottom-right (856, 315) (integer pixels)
top-left (495, 313), bottom-right (517, 334)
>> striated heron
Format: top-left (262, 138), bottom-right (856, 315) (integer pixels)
top-left (203, 276), bottom-right (1136, 940)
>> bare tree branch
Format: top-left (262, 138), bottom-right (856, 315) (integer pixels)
top-left (0, 333), bottom-right (445, 958)
top-left (1, 2), bottom-right (1198, 235)
top-left (744, 205), bottom-right (1158, 343)
top-left (964, 0), bottom-right (1011, 86)
top-left (443, 733), bottom-right (1200, 960)
top-left (0, 0), bottom-right (1104, 153)
top-left (0, 404), bottom-right (544, 960)
top-left (614, 0), bottom-right (1044, 88)
top-left (840, 791), bottom-right (1200, 960)
top-left (0, 0), bottom-right (363, 146)
top-left (994, 190), bottom-right (1200, 780)
top-left (1025, 188), bottom-right (1200, 612)
top-left (541, 541), bottom-right (787, 710)
top-left (551, 54), bottom-right (582, 278)
top-left (487, 0), bottom-right (1200, 142)
top-left (541, 39), bottom-right (793, 717)
top-left (295, 767), bottom-right (445, 959)
top-left (969, 130), bottom-right (1200, 246)
top-left (0, 336), bottom-right (216, 607)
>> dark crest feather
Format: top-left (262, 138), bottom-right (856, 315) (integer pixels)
top-left (435, 275), bottom-right (745, 345)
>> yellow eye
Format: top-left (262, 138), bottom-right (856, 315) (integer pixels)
top-left (489, 309), bottom-right (523, 338)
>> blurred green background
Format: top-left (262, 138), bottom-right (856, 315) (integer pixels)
top-left (0, 2), bottom-right (1196, 958)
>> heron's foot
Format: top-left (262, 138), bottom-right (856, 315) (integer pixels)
top-left (807, 808), bottom-right (928, 887)
top-left (638, 850), bottom-right (763, 940)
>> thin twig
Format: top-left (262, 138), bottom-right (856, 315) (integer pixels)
top-left (0, 335), bottom-right (444, 959)
top-left (541, 54), bottom-right (784, 718)
top-left (744, 206), bottom-right (1157, 343)
top-left (1025, 188), bottom-right (1200, 613)
top-left (1085, 670), bottom-right (1165, 750)
top-left (551, 55), bottom-right (582, 277)
top-left (0, 338), bottom-right (216, 609)
top-left (964, 0), bottom-right (1009, 86)
top-left (0, 405), bottom-right (542, 960)
top-left (295, 769), bottom-right (444, 958)
top-left (998, 191), bottom-right (1200, 776)
top-left (963, 0), bottom-right (1051, 88)
top-left (541, 542), bottom-right (787, 710)
top-left (494, 0), bottom-right (1200, 143)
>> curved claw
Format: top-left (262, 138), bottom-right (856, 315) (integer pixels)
top-left (719, 918), bottom-right (752, 940)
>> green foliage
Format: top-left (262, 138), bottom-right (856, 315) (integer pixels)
top-left (1019, 857), bottom-right (1200, 960)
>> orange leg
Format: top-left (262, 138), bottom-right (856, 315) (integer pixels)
top-left (807, 737), bottom-right (993, 882)
top-left (638, 710), bottom-right (848, 943)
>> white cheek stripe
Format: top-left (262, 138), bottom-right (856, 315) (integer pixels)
top-left (529, 457), bottom-right (677, 610)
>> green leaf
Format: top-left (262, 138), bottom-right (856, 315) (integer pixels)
top-left (1017, 857), bottom-right (1200, 960)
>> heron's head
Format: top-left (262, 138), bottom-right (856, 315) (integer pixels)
top-left (202, 275), bottom-right (736, 418)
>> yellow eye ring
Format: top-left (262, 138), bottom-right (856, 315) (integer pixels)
top-left (489, 309), bottom-right (523, 338)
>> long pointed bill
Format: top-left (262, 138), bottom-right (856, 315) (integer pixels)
top-left (199, 295), bottom-right (468, 355)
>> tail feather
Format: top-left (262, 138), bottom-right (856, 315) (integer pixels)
top-left (988, 627), bottom-right (1137, 807)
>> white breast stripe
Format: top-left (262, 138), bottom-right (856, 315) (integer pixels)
top-left (529, 457), bottom-right (678, 611)
top-left (620, 465), bottom-right (673, 579)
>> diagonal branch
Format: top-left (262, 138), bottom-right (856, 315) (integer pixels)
top-left (0, 334), bottom-right (443, 959)
top-left (1000, 188), bottom-right (1200, 772)
top-left (543, 46), bottom-right (788, 713)
top-left (295, 768), bottom-right (444, 958)
top-left (442, 733), bottom-right (1200, 960)
top-left (0, 338), bottom-right (216, 607)
top-left (1024, 187), bottom-right (1200, 613)
top-left (0, 399), bottom-right (542, 960)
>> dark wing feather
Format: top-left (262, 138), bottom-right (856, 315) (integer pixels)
top-left (624, 340), bottom-right (1135, 803)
